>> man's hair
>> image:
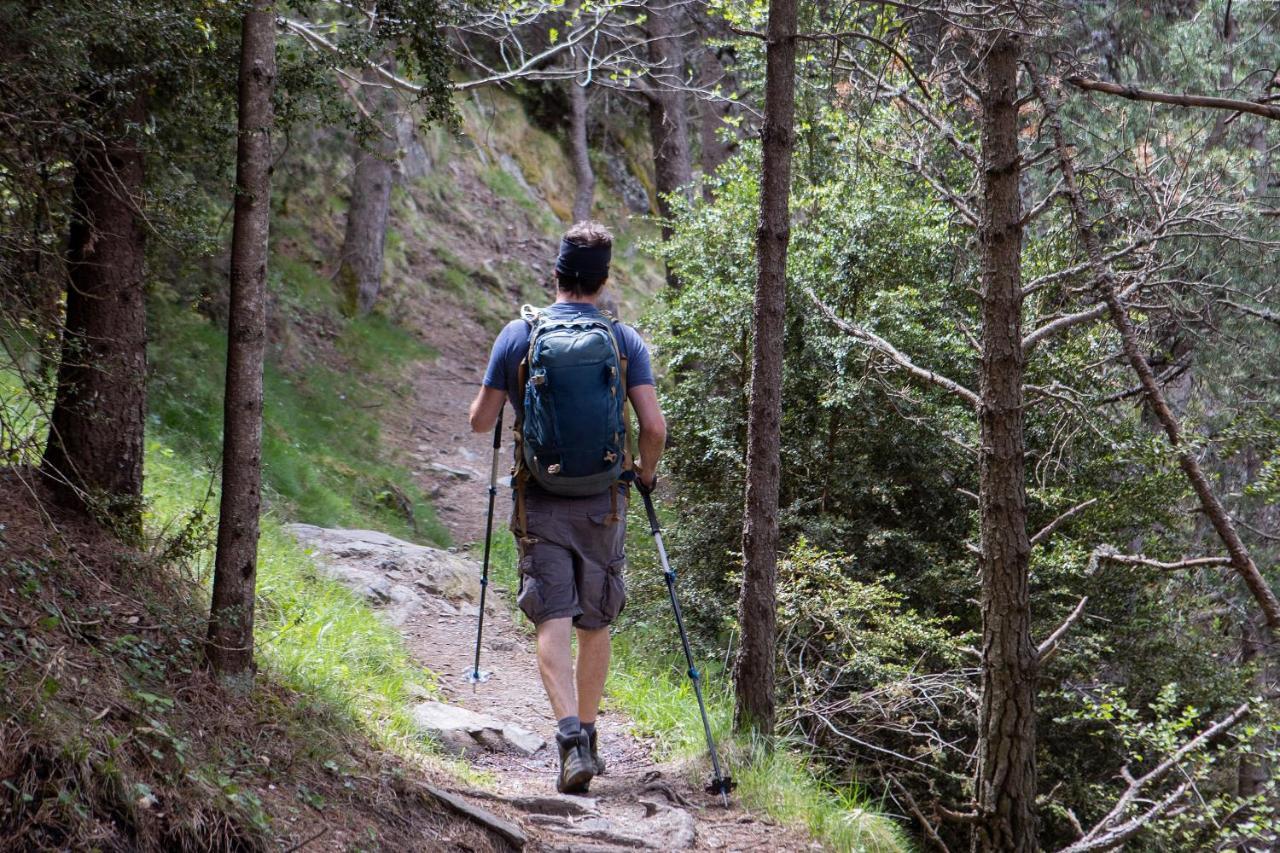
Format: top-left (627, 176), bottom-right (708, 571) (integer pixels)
top-left (556, 220), bottom-right (613, 297)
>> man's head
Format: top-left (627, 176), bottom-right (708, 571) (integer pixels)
top-left (555, 221), bottom-right (613, 298)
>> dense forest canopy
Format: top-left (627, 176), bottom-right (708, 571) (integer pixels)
top-left (2, 1), bottom-right (1279, 851)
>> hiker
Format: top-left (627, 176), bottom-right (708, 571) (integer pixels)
top-left (468, 221), bottom-right (667, 794)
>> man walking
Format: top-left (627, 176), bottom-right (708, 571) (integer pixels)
top-left (469, 221), bottom-right (666, 793)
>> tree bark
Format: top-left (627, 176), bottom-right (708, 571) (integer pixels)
top-left (973, 32), bottom-right (1038, 853)
top-left (337, 59), bottom-right (398, 317)
top-left (645, 5), bottom-right (693, 288)
top-left (206, 0), bottom-right (276, 683)
top-left (732, 0), bottom-right (797, 738)
top-left (40, 89), bottom-right (148, 535)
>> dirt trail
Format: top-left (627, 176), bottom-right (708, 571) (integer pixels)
top-left (358, 290), bottom-right (819, 851)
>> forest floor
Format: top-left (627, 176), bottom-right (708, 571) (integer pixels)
top-left (291, 284), bottom-right (821, 851)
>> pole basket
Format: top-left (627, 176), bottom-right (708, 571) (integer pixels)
top-left (464, 668), bottom-right (492, 685)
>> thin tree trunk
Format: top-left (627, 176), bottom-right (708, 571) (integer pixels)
top-left (206, 0), bottom-right (276, 682)
top-left (732, 0), bottom-right (797, 738)
top-left (973, 32), bottom-right (1038, 853)
top-left (645, 5), bottom-right (693, 288)
top-left (696, 46), bottom-right (733, 197)
top-left (338, 59), bottom-right (397, 317)
top-left (567, 63), bottom-right (594, 221)
top-left (41, 90), bottom-right (148, 534)
top-left (565, 0), bottom-right (595, 223)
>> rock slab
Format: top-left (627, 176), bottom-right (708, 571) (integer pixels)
top-left (286, 524), bottom-right (481, 624)
top-left (411, 700), bottom-right (546, 757)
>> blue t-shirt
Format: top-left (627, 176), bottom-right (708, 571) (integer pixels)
top-left (482, 303), bottom-right (655, 412)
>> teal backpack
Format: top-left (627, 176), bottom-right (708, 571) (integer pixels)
top-left (514, 304), bottom-right (631, 500)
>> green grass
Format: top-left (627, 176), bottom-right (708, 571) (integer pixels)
top-left (608, 632), bottom-right (910, 852)
top-left (148, 301), bottom-right (448, 546)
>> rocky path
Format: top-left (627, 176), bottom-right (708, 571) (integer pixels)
top-left (288, 523), bottom-right (816, 852)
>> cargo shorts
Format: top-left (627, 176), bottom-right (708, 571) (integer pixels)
top-left (512, 489), bottom-right (627, 631)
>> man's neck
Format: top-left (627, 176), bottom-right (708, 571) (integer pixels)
top-left (554, 291), bottom-right (599, 306)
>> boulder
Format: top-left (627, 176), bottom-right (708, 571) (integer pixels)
top-left (411, 700), bottom-right (545, 757)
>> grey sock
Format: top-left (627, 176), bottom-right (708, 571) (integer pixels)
top-left (582, 721), bottom-right (596, 740)
top-left (557, 715), bottom-right (582, 741)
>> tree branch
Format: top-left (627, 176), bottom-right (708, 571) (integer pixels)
top-left (1057, 703), bottom-right (1250, 853)
top-left (1222, 299), bottom-right (1280, 328)
top-left (1096, 550), bottom-right (1232, 571)
top-left (1068, 76), bottom-right (1280, 122)
top-left (1030, 498), bottom-right (1098, 547)
top-left (1037, 596), bottom-right (1088, 663)
top-left (805, 288), bottom-right (980, 409)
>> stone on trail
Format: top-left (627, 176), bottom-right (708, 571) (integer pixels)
top-left (526, 796), bottom-right (696, 850)
top-left (411, 700), bottom-right (546, 757)
top-left (286, 525), bottom-right (482, 621)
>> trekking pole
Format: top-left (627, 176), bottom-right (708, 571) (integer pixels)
top-left (637, 480), bottom-right (735, 806)
top-left (466, 408), bottom-right (503, 687)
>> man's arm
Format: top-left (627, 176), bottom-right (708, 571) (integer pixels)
top-left (470, 385), bottom-right (506, 433)
top-left (628, 383), bottom-right (666, 488)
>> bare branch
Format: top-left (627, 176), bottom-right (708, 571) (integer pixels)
top-left (805, 288), bottom-right (980, 409)
top-left (1058, 703), bottom-right (1250, 853)
top-left (1222, 299), bottom-right (1280, 328)
top-left (1068, 76), bottom-right (1280, 122)
top-left (1037, 596), bottom-right (1088, 664)
top-left (1030, 498), bottom-right (1098, 547)
top-left (1022, 279), bottom-right (1142, 353)
top-left (1096, 550), bottom-right (1232, 571)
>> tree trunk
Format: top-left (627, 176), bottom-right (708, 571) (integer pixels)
top-left (337, 59), bottom-right (398, 317)
top-left (206, 0), bottom-right (276, 683)
top-left (1238, 616), bottom-right (1272, 798)
top-left (40, 89), bottom-right (148, 534)
top-left (973, 32), bottom-right (1038, 853)
top-left (567, 76), bottom-right (594, 222)
top-left (645, 5), bottom-right (693, 288)
top-left (565, 0), bottom-right (594, 223)
top-left (696, 46), bottom-right (734, 197)
top-left (732, 0), bottom-right (797, 738)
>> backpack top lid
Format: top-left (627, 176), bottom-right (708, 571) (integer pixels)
top-left (517, 304), bottom-right (628, 497)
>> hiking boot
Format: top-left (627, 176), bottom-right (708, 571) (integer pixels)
top-left (556, 732), bottom-right (594, 794)
top-left (588, 729), bottom-right (605, 776)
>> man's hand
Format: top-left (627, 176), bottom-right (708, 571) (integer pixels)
top-left (635, 467), bottom-right (658, 495)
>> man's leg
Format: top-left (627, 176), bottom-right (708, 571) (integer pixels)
top-left (535, 617), bottom-right (577, 720)
top-left (575, 626), bottom-right (611, 724)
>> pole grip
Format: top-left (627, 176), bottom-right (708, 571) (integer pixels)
top-left (640, 488), bottom-right (661, 535)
